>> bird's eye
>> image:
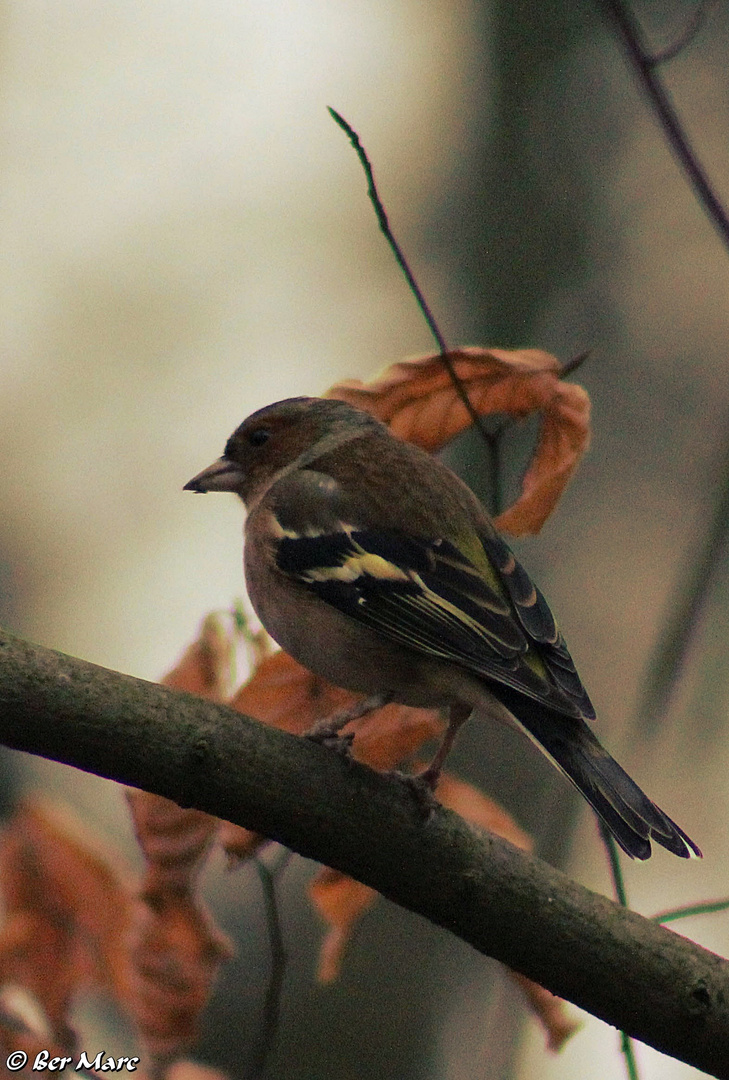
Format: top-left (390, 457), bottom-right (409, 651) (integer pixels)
top-left (247, 428), bottom-right (271, 447)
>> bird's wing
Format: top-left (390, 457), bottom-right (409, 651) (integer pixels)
top-left (477, 530), bottom-right (595, 718)
top-left (265, 469), bottom-right (593, 718)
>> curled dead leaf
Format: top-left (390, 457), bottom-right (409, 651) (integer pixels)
top-left (433, 773), bottom-right (532, 852)
top-left (126, 791), bottom-right (220, 894)
top-left (308, 868), bottom-right (378, 984)
top-left (230, 648), bottom-right (354, 735)
top-left (509, 971), bottom-right (581, 1052)
top-left (125, 892), bottom-right (233, 1059)
top-left (327, 347), bottom-right (590, 535)
top-left (0, 799), bottom-right (133, 1039)
top-left (125, 795), bottom-right (231, 1064)
top-left (162, 612), bottom-right (237, 702)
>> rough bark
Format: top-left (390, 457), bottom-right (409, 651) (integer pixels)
top-left (0, 627), bottom-right (727, 1077)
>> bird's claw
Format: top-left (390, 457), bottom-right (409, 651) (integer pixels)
top-left (305, 729), bottom-right (356, 760)
top-left (393, 769), bottom-right (441, 819)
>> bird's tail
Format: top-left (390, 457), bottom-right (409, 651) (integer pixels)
top-left (493, 688), bottom-right (700, 860)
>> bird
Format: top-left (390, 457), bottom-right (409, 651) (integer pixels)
top-left (185, 395), bottom-right (700, 860)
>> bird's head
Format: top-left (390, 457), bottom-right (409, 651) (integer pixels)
top-left (184, 395), bottom-right (382, 506)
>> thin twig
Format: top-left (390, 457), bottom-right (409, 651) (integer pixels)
top-left (248, 850), bottom-right (292, 1079)
top-left (605, 1), bottom-right (729, 730)
top-left (650, 0), bottom-right (716, 67)
top-left (328, 108), bottom-right (447, 356)
top-left (601, 0), bottom-right (729, 253)
top-left (560, 349), bottom-right (591, 378)
top-left (600, 823), bottom-right (629, 908)
top-left (654, 897), bottom-right (729, 925)
top-left (639, 415), bottom-right (729, 730)
top-left (600, 823), bottom-right (642, 1080)
top-left (328, 107), bottom-right (496, 449)
top-left (328, 107), bottom-right (593, 518)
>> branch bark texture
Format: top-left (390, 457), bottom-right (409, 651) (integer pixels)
top-left (0, 628), bottom-right (728, 1076)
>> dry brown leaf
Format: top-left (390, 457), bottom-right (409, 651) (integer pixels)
top-left (0, 652), bottom-right (240, 1076)
top-left (125, 892), bottom-right (233, 1059)
top-left (230, 648), bottom-right (354, 735)
top-left (308, 868), bottom-right (378, 984)
top-left (217, 822), bottom-right (269, 863)
top-left (126, 791), bottom-right (220, 894)
top-left (126, 794), bottom-right (232, 1065)
top-left (347, 704), bottom-right (444, 772)
top-left (0, 799), bottom-right (134, 1039)
top-left (162, 612), bottom-right (236, 702)
top-left (166, 1063), bottom-right (230, 1080)
top-left (327, 347), bottom-right (590, 535)
top-left (509, 971), bottom-right (581, 1052)
top-left (0, 851), bottom-right (85, 1046)
top-left (119, 624), bottom-right (243, 1066)
top-left (434, 772), bottom-right (533, 852)
top-left (0, 797), bottom-right (234, 1071)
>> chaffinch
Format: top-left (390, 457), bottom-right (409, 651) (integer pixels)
top-left (185, 396), bottom-right (700, 860)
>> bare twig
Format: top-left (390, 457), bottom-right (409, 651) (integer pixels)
top-left (329, 108), bottom-right (593, 518)
top-left (601, 0), bottom-right (729, 253)
top-left (639, 416), bottom-right (729, 730)
top-left (560, 349), bottom-right (591, 378)
top-left (328, 107), bottom-right (498, 452)
top-left (248, 850), bottom-right (291, 1079)
top-left (600, 823), bottom-right (641, 1080)
top-left (654, 897), bottom-right (729, 925)
top-left (650, 0), bottom-right (717, 67)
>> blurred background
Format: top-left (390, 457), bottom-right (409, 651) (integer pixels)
top-left (1, 1), bottom-right (728, 1077)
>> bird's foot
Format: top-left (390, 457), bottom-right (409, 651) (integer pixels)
top-left (306, 729), bottom-right (356, 760)
top-left (393, 768), bottom-right (441, 819)
top-left (305, 693), bottom-right (390, 758)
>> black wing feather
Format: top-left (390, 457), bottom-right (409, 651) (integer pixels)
top-left (275, 533), bottom-right (585, 716)
top-left (269, 467), bottom-right (592, 718)
top-left (481, 532), bottom-right (596, 719)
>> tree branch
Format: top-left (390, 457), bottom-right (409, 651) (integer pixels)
top-left (0, 628), bottom-right (728, 1077)
top-left (601, 0), bottom-right (729, 253)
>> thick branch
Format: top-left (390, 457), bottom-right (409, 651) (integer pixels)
top-left (0, 628), bottom-right (728, 1076)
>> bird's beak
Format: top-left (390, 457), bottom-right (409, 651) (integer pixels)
top-left (183, 457), bottom-right (245, 493)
